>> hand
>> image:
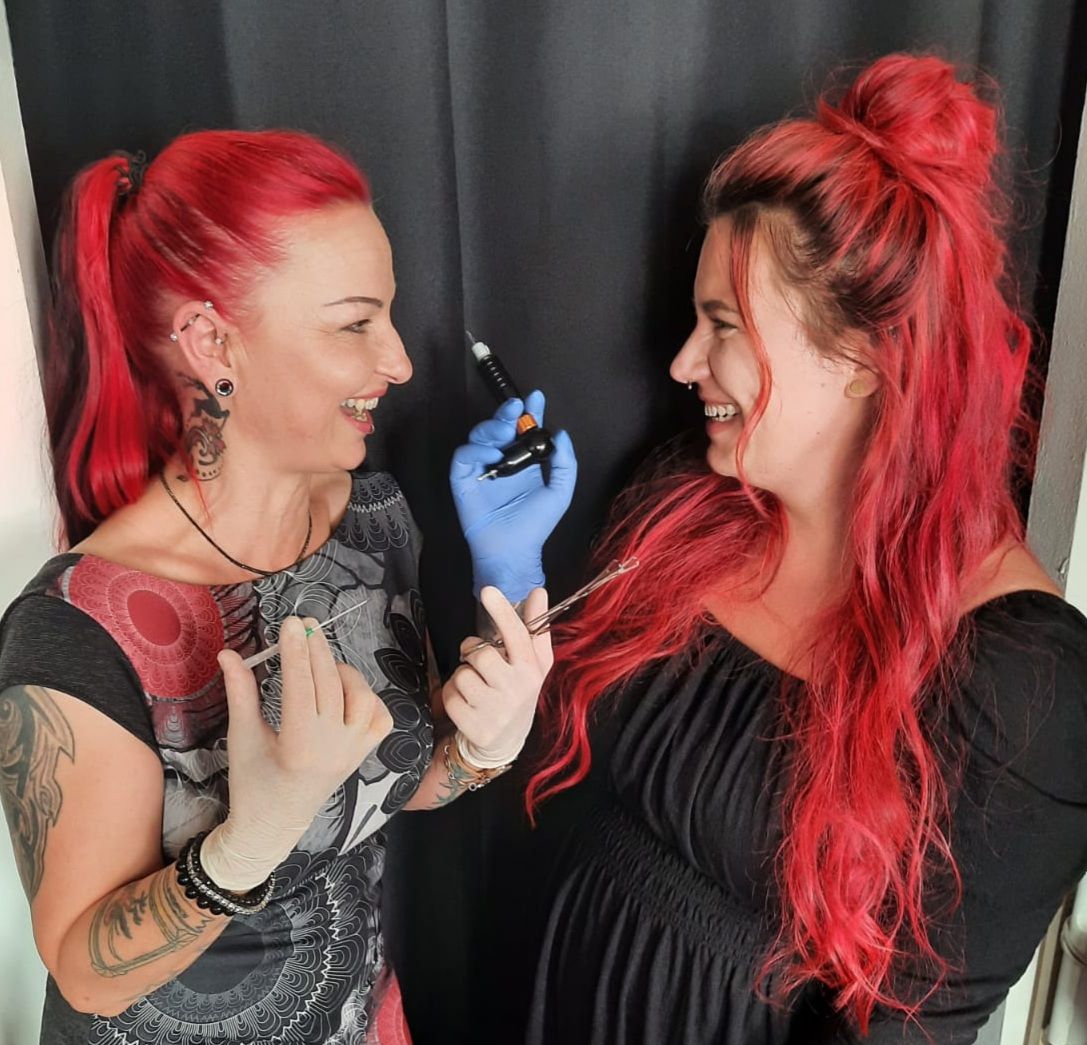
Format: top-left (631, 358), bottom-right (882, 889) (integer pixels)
top-left (450, 390), bottom-right (577, 601)
top-left (443, 587), bottom-right (552, 767)
top-left (203, 617), bottom-right (394, 891)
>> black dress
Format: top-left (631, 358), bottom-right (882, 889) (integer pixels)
top-left (527, 592), bottom-right (1087, 1044)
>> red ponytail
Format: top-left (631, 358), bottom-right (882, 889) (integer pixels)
top-left (46, 132), bottom-right (370, 544)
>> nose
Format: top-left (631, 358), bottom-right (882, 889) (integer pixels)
top-left (669, 325), bottom-right (712, 388)
top-left (378, 322), bottom-right (413, 385)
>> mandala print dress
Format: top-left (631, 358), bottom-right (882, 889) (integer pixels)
top-left (0, 470), bottom-right (432, 1045)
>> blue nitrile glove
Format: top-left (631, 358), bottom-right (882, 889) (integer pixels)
top-left (450, 389), bottom-right (577, 602)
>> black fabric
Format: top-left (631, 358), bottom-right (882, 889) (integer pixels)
top-left (526, 592), bottom-right (1087, 1044)
top-left (0, 571), bottom-right (155, 752)
top-left (6, 5), bottom-right (1087, 1042)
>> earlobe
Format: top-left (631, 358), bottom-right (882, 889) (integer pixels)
top-left (845, 371), bottom-right (879, 399)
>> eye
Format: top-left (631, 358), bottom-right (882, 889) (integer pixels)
top-left (344, 319), bottom-right (371, 334)
top-left (712, 319), bottom-right (738, 335)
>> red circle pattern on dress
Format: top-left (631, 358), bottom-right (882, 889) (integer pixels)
top-left (67, 557), bottom-right (224, 698)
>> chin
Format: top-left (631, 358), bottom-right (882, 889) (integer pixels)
top-left (706, 443), bottom-right (738, 479)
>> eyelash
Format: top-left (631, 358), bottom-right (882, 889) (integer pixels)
top-left (712, 319), bottom-right (737, 334)
top-left (344, 320), bottom-right (371, 334)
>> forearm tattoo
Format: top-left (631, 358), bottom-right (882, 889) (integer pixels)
top-left (179, 375), bottom-right (229, 481)
top-left (89, 870), bottom-right (215, 979)
top-left (435, 741), bottom-right (473, 808)
top-left (0, 686), bottom-right (75, 900)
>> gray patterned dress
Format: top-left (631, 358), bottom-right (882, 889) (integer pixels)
top-left (0, 470), bottom-right (433, 1044)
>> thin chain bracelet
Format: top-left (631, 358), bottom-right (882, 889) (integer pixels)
top-left (442, 738), bottom-right (511, 792)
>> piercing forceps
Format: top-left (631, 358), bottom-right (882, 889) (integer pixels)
top-left (461, 557), bottom-right (640, 659)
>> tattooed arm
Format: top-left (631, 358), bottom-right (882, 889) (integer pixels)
top-left (0, 686), bottom-right (229, 1016)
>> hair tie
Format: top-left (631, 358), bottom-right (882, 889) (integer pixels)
top-left (114, 150), bottom-right (148, 201)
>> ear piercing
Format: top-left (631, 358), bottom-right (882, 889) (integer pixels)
top-left (170, 300), bottom-right (222, 344)
top-left (214, 378), bottom-right (235, 397)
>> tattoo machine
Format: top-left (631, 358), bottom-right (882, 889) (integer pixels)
top-left (239, 598), bottom-right (370, 670)
top-left (462, 557), bottom-right (640, 658)
top-left (466, 329), bottom-right (555, 481)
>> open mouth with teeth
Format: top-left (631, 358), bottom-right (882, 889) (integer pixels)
top-left (704, 402), bottom-right (740, 422)
top-left (340, 396), bottom-right (379, 429)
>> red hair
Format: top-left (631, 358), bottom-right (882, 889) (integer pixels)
top-left (528, 54), bottom-right (1031, 1030)
top-left (46, 130), bottom-right (371, 544)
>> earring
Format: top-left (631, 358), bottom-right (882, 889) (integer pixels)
top-left (214, 377), bottom-right (235, 397)
top-left (214, 336), bottom-right (224, 346)
top-left (203, 300), bottom-right (215, 310)
top-left (845, 378), bottom-right (866, 398)
top-left (169, 332), bottom-right (179, 342)
top-left (686, 382), bottom-right (693, 390)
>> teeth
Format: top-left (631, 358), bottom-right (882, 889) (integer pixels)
top-left (340, 397), bottom-right (379, 415)
top-left (704, 403), bottom-right (739, 420)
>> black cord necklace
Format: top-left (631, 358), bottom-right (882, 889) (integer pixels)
top-left (158, 473), bottom-right (313, 578)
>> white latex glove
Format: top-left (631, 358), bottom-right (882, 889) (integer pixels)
top-left (444, 586), bottom-right (552, 768)
top-left (202, 616), bottom-right (393, 892)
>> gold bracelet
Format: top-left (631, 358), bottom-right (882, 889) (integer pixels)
top-left (442, 739), bottom-right (511, 792)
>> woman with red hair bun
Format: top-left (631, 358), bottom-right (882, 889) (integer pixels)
top-left (525, 54), bottom-right (1087, 1043)
top-left (0, 129), bottom-right (574, 1043)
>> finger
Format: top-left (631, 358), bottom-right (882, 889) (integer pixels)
top-left (458, 639), bottom-right (509, 682)
top-left (450, 442), bottom-right (504, 481)
top-left (303, 618), bottom-right (344, 720)
top-left (545, 430), bottom-right (577, 501)
top-left (468, 416), bottom-right (518, 448)
top-left (443, 686), bottom-right (483, 735)
top-left (448, 663), bottom-right (489, 708)
top-left (478, 586), bottom-right (535, 664)
top-left (524, 389), bottom-right (545, 426)
top-left (338, 662), bottom-right (389, 737)
top-left (277, 617), bottom-right (318, 731)
top-left (494, 397), bottom-right (523, 422)
top-left (218, 649), bottom-right (266, 733)
top-left (523, 587), bottom-right (554, 671)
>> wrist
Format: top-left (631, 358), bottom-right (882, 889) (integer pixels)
top-left (445, 733), bottom-right (514, 790)
top-left (455, 730), bottom-right (521, 770)
top-left (201, 822), bottom-right (280, 893)
top-left (471, 555), bottom-right (544, 602)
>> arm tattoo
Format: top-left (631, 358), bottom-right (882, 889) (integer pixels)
top-left (435, 744), bottom-right (473, 808)
top-left (0, 686), bottom-right (75, 900)
top-left (179, 375), bottom-right (229, 481)
top-left (89, 871), bottom-right (215, 978)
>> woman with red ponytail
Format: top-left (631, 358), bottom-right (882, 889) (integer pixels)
top-left (0, 129), bottom-right (573, 1043)
top-left (525, 54), bottom-right (1087, 1043)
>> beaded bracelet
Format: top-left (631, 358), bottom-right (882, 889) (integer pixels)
top-left (442, 738), bottom-right (512, 792)
top-left (174, 832), bottom-right (275, 917)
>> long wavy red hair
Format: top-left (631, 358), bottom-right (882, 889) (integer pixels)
top-left (46, 130), bottom-right (370, 545)
top-left (527, 54), bottom-right (1032, 1030)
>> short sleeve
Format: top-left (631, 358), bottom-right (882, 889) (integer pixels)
top-left (856, 593), bottom-right (1087, 1044)
top-left (0, 593), bottom-right (156, 752)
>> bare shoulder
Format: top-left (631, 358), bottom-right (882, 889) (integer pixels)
top-left (70, 491), bottom-right (191, 576)
top-left (961, 541), bottom-right (1062, 614)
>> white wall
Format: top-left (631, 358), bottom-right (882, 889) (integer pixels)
top-left (0, 0), bottom-right (56, 1042)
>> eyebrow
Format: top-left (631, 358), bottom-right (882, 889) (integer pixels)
top-left (698, 298), bottom-right (740, 315)
top-left (323, 295), bottom-right (384, 308)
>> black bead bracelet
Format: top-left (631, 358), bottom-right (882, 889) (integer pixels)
top-left (174, 832), bottom-right (275, 917)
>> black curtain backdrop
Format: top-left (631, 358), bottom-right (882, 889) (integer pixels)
top-left (9, 3), bottom-right (1085, 1042)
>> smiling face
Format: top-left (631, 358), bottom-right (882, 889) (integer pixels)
top-left (213, 201), bottom-right (411, 475)
top-left (670, 215), bottom-right (877, 505)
